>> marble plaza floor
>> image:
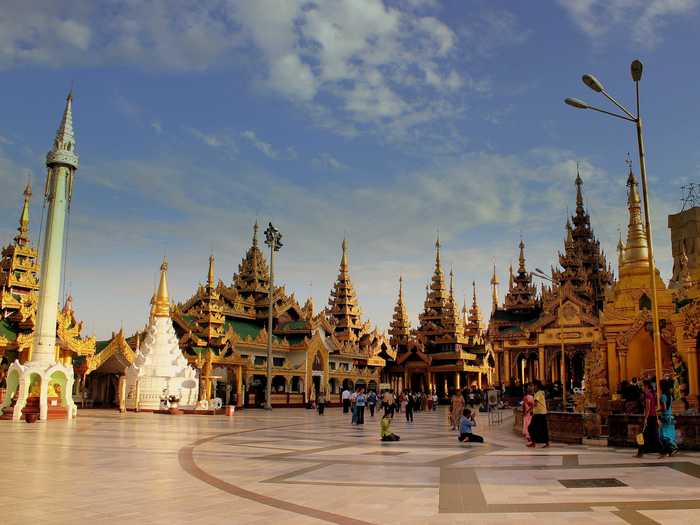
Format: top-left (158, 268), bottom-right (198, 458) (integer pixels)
top-left (3, 408), bottom-right (700, 525)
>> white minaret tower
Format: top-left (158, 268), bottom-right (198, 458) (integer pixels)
top-left (1, 93), bottom-right (79, 421)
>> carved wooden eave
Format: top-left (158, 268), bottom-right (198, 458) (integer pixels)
top-left (680, 300), bottom-right (700, 340)
top-left (85, 331), bottom-right (134, 375)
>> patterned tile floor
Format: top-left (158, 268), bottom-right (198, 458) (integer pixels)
top-left (2, 407), bottom-right (700, 524)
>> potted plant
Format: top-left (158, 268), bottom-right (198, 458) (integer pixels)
top-left (168, 395), bottom-right (182, 415)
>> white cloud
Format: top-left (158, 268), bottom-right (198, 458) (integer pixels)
top-left (311, 153), bottom-right (349, 172)
top-left (240, 130), bottom-right (296, 160)
top-left (557, 0), bottom-right (697, 48)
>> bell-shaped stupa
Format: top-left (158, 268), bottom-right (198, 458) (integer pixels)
top-left (125, 259), bottom-right (198, 410)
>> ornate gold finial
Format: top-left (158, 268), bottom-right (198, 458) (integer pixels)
top-left (153, 258), bottom-right (171, 318)
top-left (435, 231), bottom-right (441, 269)
top-left (399, 275), bottom-right (404, 301)
top-left (15, 181), bottom-right (32, 245)
top-left (341, 236), bottom-right (348, 270)
top-left (623, 160), bottom-right (648, 270)
top-left (518, 240), bottom-right (526, 273)
top-left (575, 162), bottom-right (583, 208)
top-left (252, 221), bottom-right (259, 248)
top-left (207, 254), bottom-right (215, 288)
top-left (490, 261), bottom-right (499, 311)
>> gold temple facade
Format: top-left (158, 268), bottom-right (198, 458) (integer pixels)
top-left (84, 227), bottom-right (386, 408)
top-left (0, 185), bottom-right (95, 399)
top-left (382, 237), bottom-right (493, 396)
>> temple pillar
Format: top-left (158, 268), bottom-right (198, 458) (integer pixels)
top-left (618, 348), bottom-right (628, 382)
top-left (477, 372), bottom-right (482, 389)
top-left (236, 366), bottom-right (244, 407)
top-left (688, 346), bottom-right (699, 397)
top-left (494, 351), bottom-right (500, 385)
top-left (503, 351), bottom-right (511, 383)
top-left (606, 339), bottom-right (619, 394)
top-left (443, 376), bottom-right (448, 394)
top-left (538, 347), bottom-right (546, 382)
top-left (455, 371), bottom-right (461, 390)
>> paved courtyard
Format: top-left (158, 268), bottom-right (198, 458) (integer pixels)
top-left (3, 407), bottom-right (700, 524)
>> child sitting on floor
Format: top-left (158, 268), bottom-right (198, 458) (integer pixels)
top-left (458, 408), bottom-right (484, 443)
top-left (381, 413), bottom-right (400, 441)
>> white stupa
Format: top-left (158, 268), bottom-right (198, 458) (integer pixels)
top-left (125, 259), bottom-right (198, 410)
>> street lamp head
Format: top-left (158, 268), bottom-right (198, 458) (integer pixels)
top-left (631, 59), bottom-right (643, 82)
top-left (582, 74), bottom-right (604, 93)
top-left (564, 97), bottom-right (589, 109)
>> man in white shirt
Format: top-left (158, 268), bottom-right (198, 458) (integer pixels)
top-left (341, 388), bottom-right (351, 413)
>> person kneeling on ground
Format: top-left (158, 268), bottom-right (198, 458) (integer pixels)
top-left (458, 408), bottom-right (484, 443)
top-left (381, 413), bottom-right (400, 442)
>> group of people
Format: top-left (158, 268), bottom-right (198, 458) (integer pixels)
top-left (520, 380), bottom-right (550, 447)
top-left (448, 389), bottom-right (484, 443)
top-left (636, 378), bottom-right (680, 458)
top-left (340, 386), bottom-right (379, 425)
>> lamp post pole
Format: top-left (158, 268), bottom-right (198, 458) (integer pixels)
top-left (565, 60), bottom-right (663, 405)
top-left (534, 269), bottom-right (566, 409)
top-left (264, 223), bottom-right (283, 410)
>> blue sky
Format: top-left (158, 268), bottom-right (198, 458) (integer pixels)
top-left (1, 0), bottom-right (699, 338)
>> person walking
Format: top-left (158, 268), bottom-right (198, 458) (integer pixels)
top-left (450, 390), bottom-right (465, 431)
top-left (527, 380), bottom-right (549, 448)
top-left (659, 379), bottom-right (679, 457)
top-left (342, 387), bottom-right (351, 414)
top-left (427, 391), bottom-right (434, 411)
top-left (522, 383), bottom-right (534, 446)
top-left (405, 391), bottom-right (415, 423)
top-left (355, 389), bottom-right (366, 425)
top-left (368, 390), bottom-right (377, 417)
top-left (635, 379), bottom-right (662, 458)
top-left (350, 388), bottom-right (359, 424)
top-left (432, 392), bottom-right (438, 411)
top-left (317, 391), bottom-right (326, 415)
top-left (458, 408), bottom-right (484, 443)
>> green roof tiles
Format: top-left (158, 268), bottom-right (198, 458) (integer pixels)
top-left (0, 319), bottom-right (17, 342)
top-left (95, 340), bottom-right (111, 354)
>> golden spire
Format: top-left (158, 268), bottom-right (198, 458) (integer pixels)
top-left (575, 163), bottom-right (584, 210)
top-left (153, 258), bottom-right (171, 318)
top-left (341, 236), bottom-right (349, 273)
top-left (207, 254), bottom-right (215, 288)
top-left (435, 232), bottom-right (441, 271)
top-left (389, 275), bottom-right (410, 347)
top-left (622, 160), bottom-right (649, 272)
top-left (490, 261), bottom-right (499, 312)
top-left (508, 263), bottom-right (514, 289)
top-left (518, 240), bottom-right (526, 273)
top-left (617, 229), bottom-right (625, 274)
top-left (449, 266), bottom-right (454, 299)
top-left (14, 182), bottom-right (32, 246)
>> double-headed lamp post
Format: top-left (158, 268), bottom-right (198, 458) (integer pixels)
top-left (565, 59), bottom-right (663, 405)
top-left (533, 269), bottom-right (567, 408)
top-left (264, 222), bottom-right (283, 410)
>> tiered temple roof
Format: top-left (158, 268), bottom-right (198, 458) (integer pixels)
top-left (0, 176), bottom-right (94, 364)
top-left (0, 183), bottom-right (39, 324)
top-left (503, 240), bottom-right (539, 313)
top-left (388, 276), bottom-right (410, 349)
top-left (552, 172), bottom-right (613, 312)
top-left (326, 238), bottom-right (365, 343)
top-left (416, 236), bottom-right (467, 353)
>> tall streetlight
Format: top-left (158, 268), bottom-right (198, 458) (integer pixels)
top-left (565, 60), bottom-right (663, 405)
top-left (264, 222), bottom-right (283, 410)
top-left (533, 269), bottom-right (567, 409)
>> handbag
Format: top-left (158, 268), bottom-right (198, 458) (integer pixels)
top-left (636, 419), bottom-right (647, 446)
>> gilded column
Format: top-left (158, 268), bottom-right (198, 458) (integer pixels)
top-left (503, 350), bottom-right (511, 383)
top-left (538, 347), bottom-right (546, 382)
top-left (606, 339), bottom-right (619, 394)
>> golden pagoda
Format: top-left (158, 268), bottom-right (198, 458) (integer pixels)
top-left (601, 164), bottom-right (675, 394)
top-left (0, 185), bottom-right (95, 370)
top-left (385, 236), bottom-right (492, 395)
